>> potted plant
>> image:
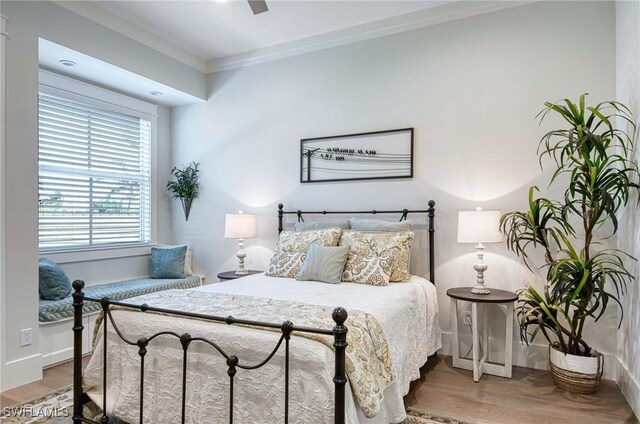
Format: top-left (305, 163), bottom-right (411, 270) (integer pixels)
top-left (501, 94), bottom-right (639, 394)
top-left (166, 162), bottom-right (200, 221)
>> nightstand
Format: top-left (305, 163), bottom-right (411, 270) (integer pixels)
top-left (217, 270), bottom-right (263, 282)
top-left (447, 287), bottom-right (518, 382)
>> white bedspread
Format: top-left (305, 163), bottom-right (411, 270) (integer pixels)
top-left (83, 274), bottom-right (441, 424)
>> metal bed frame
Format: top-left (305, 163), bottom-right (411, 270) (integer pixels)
top-left (277, 200), bottom-right (436, 284)
top-left (72, 200), bottom-right (436, 424)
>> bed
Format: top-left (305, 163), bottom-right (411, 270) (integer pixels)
top-left (72, 202), bottom-right (440, 424)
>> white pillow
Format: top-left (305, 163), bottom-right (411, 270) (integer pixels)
top-left (155, 244), bottom-right (194, 276)
top-left (184, 245), bottom-right (194, 275)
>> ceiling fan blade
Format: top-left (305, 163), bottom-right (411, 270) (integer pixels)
top-left (248, 0), bottom-right (269, 15)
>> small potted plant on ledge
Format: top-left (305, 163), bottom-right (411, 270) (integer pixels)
top-left (167, 162), bottom-right (200, 221)
top-left (501, 94), bottom-right (639, 394)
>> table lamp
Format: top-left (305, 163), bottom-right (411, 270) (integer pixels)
top-left (224, 211), bottom-right (257, 275)
top-left (457, 208), bottom-right (503, 294)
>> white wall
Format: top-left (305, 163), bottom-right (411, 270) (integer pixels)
top-left (0, 0), bottom-right (194, 390)
top-left (0, 13), bottom-right (8, 395)
top-left (171, 1), bottom-right (618, 374)
top-left (2, 0), bottom-right (42, 390)
top-left (615, 0), bottom-right (640, 417)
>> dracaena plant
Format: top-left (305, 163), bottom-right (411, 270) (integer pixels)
top-left (501, 94), bottom-right (640, 357)
top-left (166, 162), bottom-right (200, 199)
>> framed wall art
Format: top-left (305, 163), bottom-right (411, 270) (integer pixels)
top-left (300, 128), bottom-right (413, 183)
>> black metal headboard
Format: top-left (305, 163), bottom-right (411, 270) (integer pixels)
top-left (277, 200), bottom-right (436, 284)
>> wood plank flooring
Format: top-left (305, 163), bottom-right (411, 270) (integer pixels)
top-left (1, 355), bottom-right (637, 423)
top-left (0, 356), bottom-right (90, 408)
top-left (405, 355), bottom-right (639, 424)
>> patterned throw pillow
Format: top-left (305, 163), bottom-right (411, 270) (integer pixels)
top-left (266, 228), bottom-right (342, 278)
top-left (342, 251), bottom-right (395, 286)
top-left (156, 244), bottom-right (194, 275)
top-left (150, 245), bottom-right (187, 279)
top-left (266, 251), bottom-right (307, 278)
top-left (275, 228), bottom-right (342, 253)
top-left (39, 258), bottom-right (72, 300)
top-left (339, 230), bottom-right (414, 282)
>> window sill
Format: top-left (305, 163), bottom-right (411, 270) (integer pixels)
top-left (40, 244), bottom-right (156, 264)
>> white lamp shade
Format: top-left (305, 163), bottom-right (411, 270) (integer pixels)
top-left (457, 210), bottom-right (503, 244)
top-left (224, 213), bottom-right (257, 239)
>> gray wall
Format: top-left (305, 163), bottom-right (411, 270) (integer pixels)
top-left (2, 0), bottom-right (633, 396)
top-left (0, 1), bottom-right (195, 390)
top-left (171, 1), bottom-right (618, 373)
top-left (616, 0), bottom-right (640, 417)
top-left (2, 0), bottom-right (41, 389)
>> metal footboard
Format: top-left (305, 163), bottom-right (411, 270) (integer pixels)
top-left (71, 280), bottom-right (348, 424)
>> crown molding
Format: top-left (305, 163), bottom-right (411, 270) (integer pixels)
top-left (51, 1), bottom-right (208, 73)
top-left (207, 1), bottom-right (536, 73)
top-left (52, 0), bottom-right (536, 75)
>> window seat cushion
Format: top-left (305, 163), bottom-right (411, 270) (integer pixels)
top-left (39, 275), bottom-right (201, 323)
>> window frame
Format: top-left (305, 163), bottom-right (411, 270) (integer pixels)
top-left (38, 69), bottom-right (158, 263)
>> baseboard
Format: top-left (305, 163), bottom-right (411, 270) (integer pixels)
top-left (42, 346), bottom-right (73, 368)
top-left (617, 356), bottom-right (640, 419)
top-left (439, 331), bottom-right (619, 381)
top-left (1, 353), bottom-right (43, 391)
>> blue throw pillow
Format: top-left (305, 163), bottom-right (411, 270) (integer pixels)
top-left (39, 258), bottom-right (72, 300)
top-left (296, 245), bottom-right (351, 284)
top-left (151, 245), bottom-right (187, 279)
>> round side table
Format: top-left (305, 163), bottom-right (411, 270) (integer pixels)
top-left (217, 270), bottom-right (263, 282)
top-left (446, 287), bottom-right (518, 382)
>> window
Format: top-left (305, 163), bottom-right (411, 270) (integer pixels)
top-left (38, 82), bottom-right (154, 251)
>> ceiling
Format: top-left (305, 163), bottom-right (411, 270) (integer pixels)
top-left (55, 0), bottom-right (530, 73)
top-left (92, 1), bottom-right (450, 62)
top-left (39, 39), bottom-right (204, 106)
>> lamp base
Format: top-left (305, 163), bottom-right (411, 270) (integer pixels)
top-left (471, 284), bottom-right (491, 295)
top-left (235, 238), bottom-right (248, 275)
top-left (471, 243), bottom-right (490, 295)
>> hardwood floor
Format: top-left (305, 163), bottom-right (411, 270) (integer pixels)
top-left (1, 355), bottom-right (637, 423)
top-left (0, 355), bottom-right (90, 408)
top-left (405, 355), bottom-right (639, 424)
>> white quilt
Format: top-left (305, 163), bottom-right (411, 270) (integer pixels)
top-left (83, 274), bottom-right (441, 424)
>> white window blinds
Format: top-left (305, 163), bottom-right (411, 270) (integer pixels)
top-left (38, 91), bottom-right (152, 251)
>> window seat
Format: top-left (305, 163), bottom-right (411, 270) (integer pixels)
top-left (39, 275), bottom-right (202, 323)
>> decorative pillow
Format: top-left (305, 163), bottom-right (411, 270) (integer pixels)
top-left (275, 228), bottom-right (342, 253)
top-left (157, 244), bottom-right (194, 275)
top-left (39, 258), bottom-right (72, 300)
top-left (184, 245), bottom-right (194, 275)
top-left (296, 245), bottom-right (351, 284)
top-left (339, 230), bottom-right (414, 282)
top-left (266, 251), bottom-right (307, 278)
top-left (349, 218), bottom-right (413, 233)
top-left (295, 220), bottom-right (350, 231)
top-left (342, 252), bottom-right (395, 286)
top-left (151, 245), bottom-right (188, 279)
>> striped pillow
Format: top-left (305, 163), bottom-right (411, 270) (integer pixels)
top-left (349, 218), bottom-right (413, 233)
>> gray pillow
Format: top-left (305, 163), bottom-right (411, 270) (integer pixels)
top-left (349, 218), bottom-right (413, 233)
top-left (296, 245), bottom-right (351, 284)
top-left (151, 245), bottom-right (187, 279)
top-left (294, 220), bottom-right (350, 231)
top-left (39, 258), bottom-right (72, 300)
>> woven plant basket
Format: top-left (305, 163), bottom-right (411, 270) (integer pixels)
top-left (549, 343), bottom-right (603, 394)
